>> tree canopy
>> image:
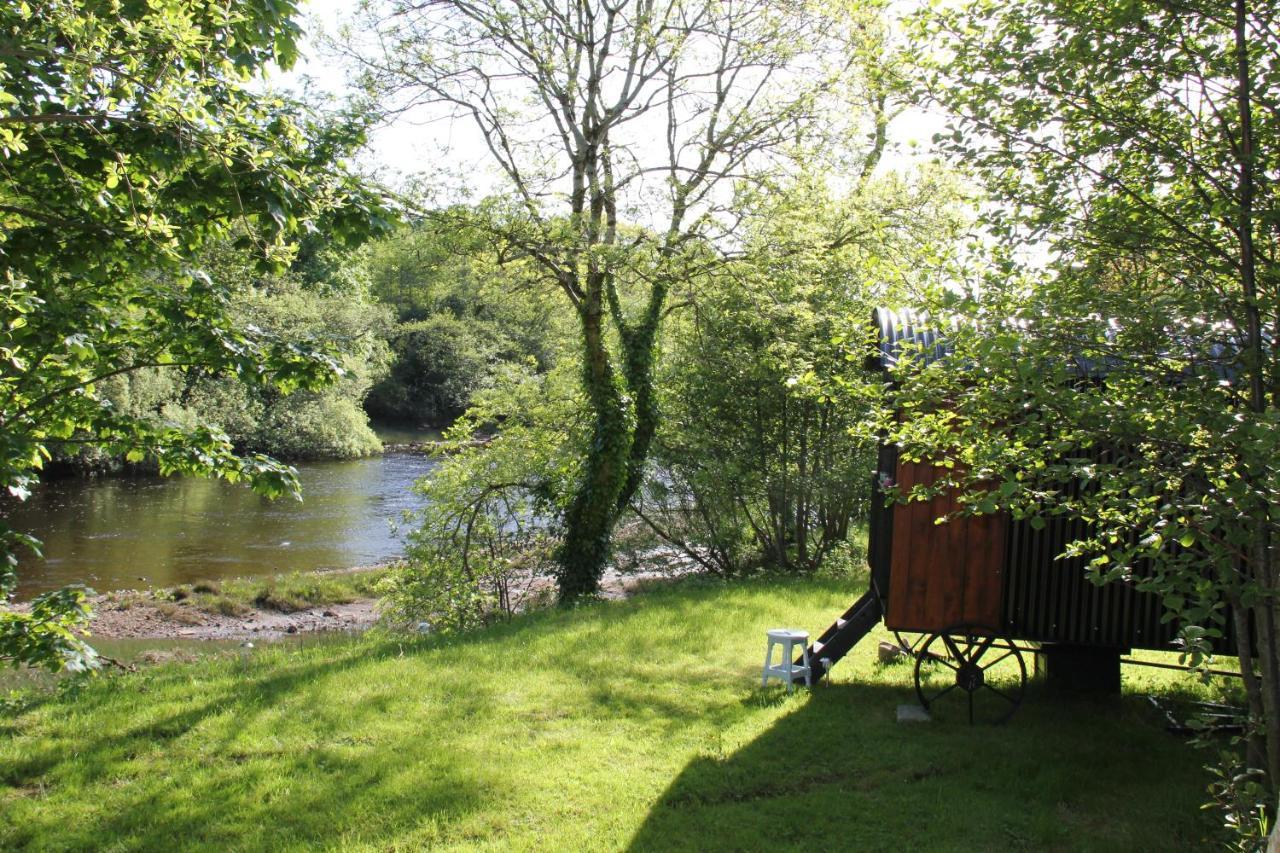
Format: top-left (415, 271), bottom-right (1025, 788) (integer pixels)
top-left (903, 0), bottom-right (1280, 839)
top-left (0, 0), bottom-right (392, 669)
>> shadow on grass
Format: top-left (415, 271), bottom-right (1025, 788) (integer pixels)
top-left (1, 640), bottom-right (496, 850)
top-left (3, 645), bottom-right (376, 784)
top-left (626, 680), bottom-right (1221, 853)
top-left (2, 581), bottom-right (820, 850)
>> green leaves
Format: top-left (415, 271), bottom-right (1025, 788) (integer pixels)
top-left (0, 0), bottom-right (394, 671)
top-left (0, 586), bottom-right (97, 672)
top-left (899, 2), bottom-right (1280, 829)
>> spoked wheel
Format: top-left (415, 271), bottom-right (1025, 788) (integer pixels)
top-left (893, 631), bottom-right (927, 658)
top-left (913, 624), bottom-right (1027, 725)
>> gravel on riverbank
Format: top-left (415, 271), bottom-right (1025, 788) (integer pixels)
top-left (87, 595), bottom-right (382, 641)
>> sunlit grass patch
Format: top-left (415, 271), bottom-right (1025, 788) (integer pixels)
top-left (125, 567), bottom-right (394, 619)
top-left (1, 574), bottom-right (1228, 851)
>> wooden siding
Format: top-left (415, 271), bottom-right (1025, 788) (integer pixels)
top-left (884, 460), bottom-right (1007, 633)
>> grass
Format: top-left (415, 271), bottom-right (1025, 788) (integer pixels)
top-left (1, 574), bottom-right (1232, 851)
top-left (111, 567), bottom-right (392, 619)
top-left (234, 569), bottom-right (387, 614)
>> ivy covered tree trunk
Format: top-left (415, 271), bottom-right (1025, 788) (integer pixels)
top-left (557, 302), bottom-right (631, 598)
top-left (558, 278), bottom-right (666, 598)
top-left (614, 284), bottom-right (667, 515)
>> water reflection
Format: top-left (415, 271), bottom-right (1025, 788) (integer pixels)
top-left (5, 451), bottom-right (437, 599)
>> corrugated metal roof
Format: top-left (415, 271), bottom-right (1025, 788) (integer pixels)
top-left (867, 307), bottom-right (954, 371)
top-left (869, 306), bottom-right (1247, 383)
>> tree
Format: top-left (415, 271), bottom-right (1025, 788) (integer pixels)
top-left (644, 166), bottom-right (967, 574)
top-left (0, 0), bottom-right (391, 669)
top-left (906, 0), bottom-right (1280, 841)
top-left (363, 211), bottom-right (560, 428)
top-left (348, 0), bottom-right (891, 597)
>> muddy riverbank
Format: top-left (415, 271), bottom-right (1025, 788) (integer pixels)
top-left (87, 593), bottom-right (382, 641)
top-left (16, 553), bottom-right (700, 643)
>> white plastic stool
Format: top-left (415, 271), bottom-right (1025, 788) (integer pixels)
top-left (761, 628), bottom-right (812, 692)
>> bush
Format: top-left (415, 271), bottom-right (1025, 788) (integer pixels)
top-left (381, 362), bottom-right (581, 631)
top-left (640, 171), bottom-right (963, 575)
top-left (251, 395), bottom-right (383, 459)
top-left (365, 314), bottom-right (509, 427)
top-left (645, 270), bottom-right (876, 575)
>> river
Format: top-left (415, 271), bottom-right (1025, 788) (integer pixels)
top-left (5, 434), bottom-right (439, 600)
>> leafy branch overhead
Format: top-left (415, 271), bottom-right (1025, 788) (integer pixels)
top-left (0, 0), bottom-right (394, 669)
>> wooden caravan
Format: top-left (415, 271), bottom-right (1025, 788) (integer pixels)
top-left (793, 308), bottom-right (1242, 723)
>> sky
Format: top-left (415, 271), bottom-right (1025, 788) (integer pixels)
top-left (273, 0), bottom-right (952, 198)
top-left (268, 0), bottom-right (496, 196)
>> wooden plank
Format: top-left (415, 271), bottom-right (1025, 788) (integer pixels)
top-left (885, 459), bottom-right (915, 628)
top-left (906, 462), bottom-right (939, 630)
top-left (964, 508), bottom-right (1007, 627)
top-left (946, 482), bottom-right (974, 625)
top-left (921, 471), bottom-right (955, 630)
top-left (885, 458), bottom-right (1009, 634)
top-left (955, 484), bottom-right (976, 624)
top-left (887, 459), bottom-right (926, 629)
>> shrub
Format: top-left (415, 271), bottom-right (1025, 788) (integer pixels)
top-left (365, 314), bottom-right (509, 427)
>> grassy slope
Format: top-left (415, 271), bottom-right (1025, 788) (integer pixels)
top-left (1, 576), bottom-right (1225, 851)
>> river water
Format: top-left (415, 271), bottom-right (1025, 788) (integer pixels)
top-left (5, 440), bottom-right (439, 600)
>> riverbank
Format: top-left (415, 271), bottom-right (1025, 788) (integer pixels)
top-left (30, 554), bottom-right (698, 643)
top-left (44, 564), bottom-right (395, 641)
top-left (87, 590), bottom-right (382, 641)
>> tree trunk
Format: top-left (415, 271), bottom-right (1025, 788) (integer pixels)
top-left (557, 301), bottom-right (631, 599)
top-left (794, 400), bottom-right (810, 569)
top-left (1231, 2), bottom-right (1280, 843)
top-left (1232, 590), bottom-right (1269, 777)
top-left (614, 282), bottom-right (667, 514)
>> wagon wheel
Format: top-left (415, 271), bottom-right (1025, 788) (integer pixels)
top-left (893, 631), bottom-right (927, 658)
top-left (913, 624), bottom-right (1027, 725)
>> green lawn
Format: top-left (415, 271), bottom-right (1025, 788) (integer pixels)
top-left (1, 575), bottom-right (1228, 851)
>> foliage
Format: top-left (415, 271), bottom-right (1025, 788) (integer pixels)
top-left (348, 0), bottom-right (896, 598)
top-left (381, 359), bottom-right (584, 630)
top-left (368, 315), bottom-right (515, 429)
top-left (363, 215), bottom-right (558, 427)
top-left (187, 269), bottom-right (390, 460)
top-left (0, 577), bottom-right (1227, 849)
top-left (91, 259), bottom-right (392, 462)
top-left (906, 0), bottom-right (1280, 838)
top-left (645, 168), bottom-right (968, 574)
top-left (0, 585), bottom-right (97, 673)
top-left (1206, 747), bottom-right (1272, 850)
top-left (0, 0), bottom-right (391, 669)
